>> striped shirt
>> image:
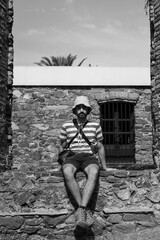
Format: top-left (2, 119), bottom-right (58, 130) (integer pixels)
top-left (60, 120), bottom-right (103, 154)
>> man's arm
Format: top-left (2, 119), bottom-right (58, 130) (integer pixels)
top-left (59, 140), bottom-right (67, 154)
top-left (97, 141), bottom-right (107, 171)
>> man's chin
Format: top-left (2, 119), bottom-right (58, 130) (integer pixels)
top-left (78, 113), bottom-right (86, 118)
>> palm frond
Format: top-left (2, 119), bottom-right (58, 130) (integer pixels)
top-left (77, 58), bottom-right (87, 66)
top-left (41, 57), bottom-right (53, 66)
top-left (34, 57), bottom-right (53, 66)
top-left (50, 56), bottom-right (64, 66)
top-left (59, 56), bottom-right (67, 66)
top-left (35, 54), bottom-right (86, 66)
top-left (34, 62), bottom-right (42, 66)
top-left (66, 54), bottom-right (77, 65)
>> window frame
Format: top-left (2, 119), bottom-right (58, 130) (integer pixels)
top-left (99, 101), bottom-right (135, 167)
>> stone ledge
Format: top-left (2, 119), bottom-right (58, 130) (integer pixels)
top-left (103, 207), bottom-right (154, 214)
top-left (95, 92), bottom-right (139, 103)
top-left (0, 167), bottom-right (157, 180)
top-left (0, 207), bottom-right (154, 216)
top-left (0, 209), bottom-right (69, 216)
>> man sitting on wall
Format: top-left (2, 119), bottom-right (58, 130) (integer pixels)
top-left (59, 96), bottom-right (107, 229)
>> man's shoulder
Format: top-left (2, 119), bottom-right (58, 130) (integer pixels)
top-left (62, 121), bottom-right (74, 128)
top-left (87, 120), bottom-right (100, 126)
top-left (86, 121), bottom-right (101, 131)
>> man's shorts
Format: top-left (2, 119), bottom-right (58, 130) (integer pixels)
top-left (62, 152), bottom-right (99, 171)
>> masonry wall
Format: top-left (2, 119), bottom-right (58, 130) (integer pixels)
top-left (1, 0), bottom-right (160, 239)
top-left (150, 0), bottom-right (160, 168)
top-left (3, 86), bottom-right (157, 239)
top-left (0, 168), bottom-right (160, 240)
top-left (0, 0), bottom-right (13, 171)
top-left (12, 86), bottom-right (153, 171)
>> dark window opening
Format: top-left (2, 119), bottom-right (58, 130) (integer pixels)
top-left (100, 101), bottom-right (135, 167)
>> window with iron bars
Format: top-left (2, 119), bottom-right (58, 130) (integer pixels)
top-left (99, 101), bottom-right (135, 167)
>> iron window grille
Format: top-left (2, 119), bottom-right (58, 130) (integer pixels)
top-left (100, 101), bottom-right (135, 167)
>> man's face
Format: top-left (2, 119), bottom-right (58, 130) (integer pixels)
top-left (75, 104), bottom-right (88, 119)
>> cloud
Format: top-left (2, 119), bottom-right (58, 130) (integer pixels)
top-left (24, 7), bottom-right (61, 14)
top-left (139, 26), bottom-right (149, 36)
top-left (102, 23), bottom-right (117, 35)
top-left (65, 0), bottom-right (75, 4)
top-left (81, 23), bottom-right (96, 30)
top-left (101, 19), bottom-right (122, 35)
top-left (22, 29), bottom-right (45, 37)
top-left (72, 13), bottom-right (83, 22)
top-left (67, 8), bottom-right (96, 30)
top-left (24, 8), bottom-right (46, 13)
top-left (59, 8), bottom-right (67, 12)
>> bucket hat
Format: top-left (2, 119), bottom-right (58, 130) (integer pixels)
top-left (72, 96), bottom-right (92, 114)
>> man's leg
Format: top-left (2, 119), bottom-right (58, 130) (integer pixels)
top-left (62, 164), bottom-right (82, 206)
top-left (79, 164), bottom-right (99, 226)
top-left (81, 164), bottom-right (99, 207)
top-left (62, 163), bottom-right (88, 229)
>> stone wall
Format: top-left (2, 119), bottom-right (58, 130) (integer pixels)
top-left (12, 87), bottom-right (153, 172)
top-left (150, 0), bottom-right (160, 168)
top-left (1, 0), bottom-right (160, 239)
top-left (8, 86), bottom-right (160, 240)
top-left (0, 0), bottom-right (13, 171)
top-left (0, 167), bottom-right (160, 239)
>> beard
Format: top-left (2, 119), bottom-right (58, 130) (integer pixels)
top-left (77, 112), bottom-right (87, 119)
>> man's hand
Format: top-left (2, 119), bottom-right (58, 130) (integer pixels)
top-left (101, 166), bottom-right (108, 171)
top-left (90, 143), bottom-right (98, 154)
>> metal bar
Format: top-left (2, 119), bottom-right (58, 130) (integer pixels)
top-left (100, 102), bottom-right (135, 166)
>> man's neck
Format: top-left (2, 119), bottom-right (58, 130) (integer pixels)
top-left (77, 118), bottom-right (87, 125)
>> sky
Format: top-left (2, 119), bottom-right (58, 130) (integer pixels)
top-left (13, 0), bottom-right (150, 67)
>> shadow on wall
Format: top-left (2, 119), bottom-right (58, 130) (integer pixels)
top-left (0, 89), bottom-right (12, 172)
top-left (74, 226), bottom-right (95, 240)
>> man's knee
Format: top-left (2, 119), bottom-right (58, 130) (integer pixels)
top-left (62, 165), bottom-right (76, 180)
top-left (85, 165), bottom-right (99, 178)
top-left (91, 166), bottom-right (99, 177)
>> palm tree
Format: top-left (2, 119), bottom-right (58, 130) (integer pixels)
top-left (34, 54), bottom-right (87, 66)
